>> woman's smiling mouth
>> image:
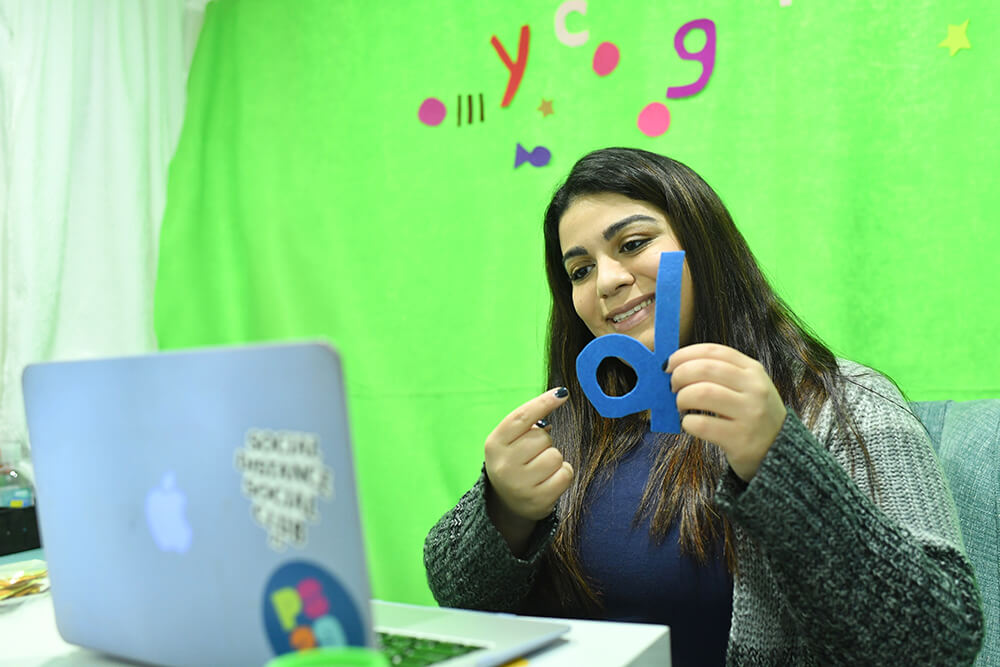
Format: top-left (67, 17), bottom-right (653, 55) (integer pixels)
top-left (608, 296), bottom-right (655, 331)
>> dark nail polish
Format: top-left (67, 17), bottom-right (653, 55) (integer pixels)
top-left (554, 387), bottom-right (569, 398)
top-left (536, 419), bottom-right (549, 428)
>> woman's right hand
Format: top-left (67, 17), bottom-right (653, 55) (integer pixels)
top-left (484, 388), bottom-right (574, 555)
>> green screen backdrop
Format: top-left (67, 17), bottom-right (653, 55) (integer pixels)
top-left (154, 0), bottom-right (1000, 605)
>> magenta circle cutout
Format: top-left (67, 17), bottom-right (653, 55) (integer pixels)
top-left (637, 103), bottom-right (670, 137)
top-left (418, 98), bottom-right (446, 126)
top-left (592, 42), bottom-right (620, 76)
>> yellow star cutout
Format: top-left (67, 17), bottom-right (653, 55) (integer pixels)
top-left (538, 99), bottom-right (554, 117)
top-left (939, 19), bottom-right (971, 56)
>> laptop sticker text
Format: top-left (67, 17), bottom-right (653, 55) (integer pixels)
top-left (263, 560), bottom-right (365, 655)
top-left (235, 429), bottom-right (334, 551)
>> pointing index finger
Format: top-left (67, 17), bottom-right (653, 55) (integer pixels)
top-left (491, 387), bottom-right (569, 445)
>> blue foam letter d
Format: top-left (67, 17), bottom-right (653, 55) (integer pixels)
top-left (575, 251), bottom-right (683, 433)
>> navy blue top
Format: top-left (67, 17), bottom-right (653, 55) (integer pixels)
top-left (578, 430), bottom-right (733, 666)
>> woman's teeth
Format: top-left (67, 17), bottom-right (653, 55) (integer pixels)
top-left (612, 297), bottom-right (654, 323)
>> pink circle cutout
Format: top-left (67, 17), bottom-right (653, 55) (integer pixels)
top-left (592, 42), bottom-right (620, 76)
top-left (637, 103), bottom-right (670, 137)
top-left (418, 98), bottom-right (446, 126)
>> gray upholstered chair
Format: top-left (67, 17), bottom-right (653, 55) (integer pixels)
top-left (910, 400), bottom-right (1000, 666)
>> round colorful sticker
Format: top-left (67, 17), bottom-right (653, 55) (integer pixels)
top-left (263, 561), bottom-right (365, 656)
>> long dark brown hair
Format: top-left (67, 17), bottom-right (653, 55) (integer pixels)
top-left (532, 147), bottom-right (877, 615)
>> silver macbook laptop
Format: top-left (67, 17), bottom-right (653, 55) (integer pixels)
top-left (22, 341), bottom-right (569, 666)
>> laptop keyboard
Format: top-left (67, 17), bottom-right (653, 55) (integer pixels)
top-left (377, 631), bottom-right (482, 666)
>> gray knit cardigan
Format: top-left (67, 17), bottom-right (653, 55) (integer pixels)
top-left (423, 361), bottom-right (985, 665)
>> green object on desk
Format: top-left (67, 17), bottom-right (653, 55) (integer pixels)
top-left (0, 465), bottom-right (34, 508)
top-left (265, 647), bottom-right (389, 667)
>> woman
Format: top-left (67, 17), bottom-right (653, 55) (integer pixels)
top-left (423, 148), bottom-right (983, 665)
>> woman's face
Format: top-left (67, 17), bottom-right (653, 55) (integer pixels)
top-left (558, 192), bottom-right (695, 351)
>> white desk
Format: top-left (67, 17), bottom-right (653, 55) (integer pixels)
top-left (0, 549), bottom-right (670, 667)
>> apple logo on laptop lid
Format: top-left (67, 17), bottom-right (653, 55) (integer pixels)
top-left (145, 472), bottom-right (193, 554)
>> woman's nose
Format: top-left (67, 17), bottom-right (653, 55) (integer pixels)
top-left (595, 257), bottom-right (633, 298)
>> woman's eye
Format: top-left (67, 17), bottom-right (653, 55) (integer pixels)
top-left (621, 238), bottom-right (650, 253)
top-left (569, 265), bottom-right (592, 282)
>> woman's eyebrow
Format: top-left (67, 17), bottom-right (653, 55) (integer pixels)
top-left (562, 246), bottom-right (587, 265)
top-left (562, 214), bottom-right (660, 266)
top-left (602, 214), bottom-right (658, 240)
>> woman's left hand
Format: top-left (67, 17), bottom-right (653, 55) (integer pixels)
top-left (665, 343), bottom-right (787, 483)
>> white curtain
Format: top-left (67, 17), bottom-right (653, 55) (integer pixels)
top-left (0, 0), bottom-right (206, 475)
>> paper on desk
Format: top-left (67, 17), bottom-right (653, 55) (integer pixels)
top-left (0, 559), bottom-right (49, 606)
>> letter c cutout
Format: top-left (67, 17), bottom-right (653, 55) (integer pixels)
top-left (555, 0), bottom-right (589, 47)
